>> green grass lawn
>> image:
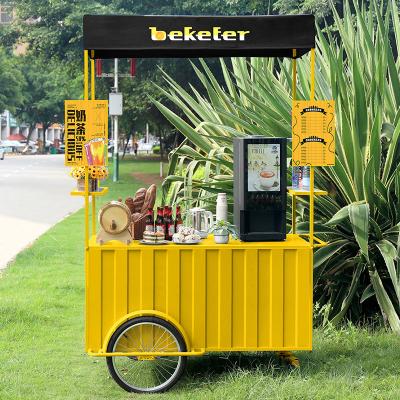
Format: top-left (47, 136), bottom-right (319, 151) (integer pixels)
top-left (1, 158), bottom-right (399, 400)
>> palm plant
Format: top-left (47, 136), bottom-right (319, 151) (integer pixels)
top-left (153, 0), bottom-right (400, 332)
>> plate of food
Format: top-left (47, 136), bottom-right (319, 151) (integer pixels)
top-left (139, 240), bottom-right (169, 245)
top-left (172, 226), bottom-right (202, 244)
top-left (141, 231), bottom-right (168, 245)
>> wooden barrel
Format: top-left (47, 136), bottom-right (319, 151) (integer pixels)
top-left (99, 201), bottom-right (131, 234)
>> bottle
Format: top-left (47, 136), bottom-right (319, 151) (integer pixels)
top-left (292, 166), bottom-right (300, 189)
top-left (175, 206), bottom-right (183, 232)
top-left (145, 208), bottom-right (154, 232)
top-left (163, 206), bottom-right (170, 238)
top-left (302, 166), bottom-right (310, 189)
top-left (155, 207), bottom-right (164, 234)
top-left (167, 207), bottom-right (175, 240)
top-left (216, 193), bottom-right (228, 222)
top-left (163, 206), bottom-right (169, 239)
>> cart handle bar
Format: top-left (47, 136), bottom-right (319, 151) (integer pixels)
top-left (88, 350), bottom-right (205, 357)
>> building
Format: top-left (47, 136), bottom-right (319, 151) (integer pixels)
top-left (1, 111), bottom-right (63, 144)
top-left (0, 2), bottom-right (13, 25)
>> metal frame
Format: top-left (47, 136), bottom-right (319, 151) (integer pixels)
top-left (82, 49), bottom-right (99, 248)
top-left (80, 44), bottom-right (326, 359)
top-left (290, 47), bottom-right (326, 249)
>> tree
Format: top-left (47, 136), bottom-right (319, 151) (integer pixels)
top-left (10, 0), bottom-right (283, 65)
top-left (113, 69), bottom-right (175, 159)
top-left (14, 56), bottom-right (80, 152)
top-left (273, 0), bottom-right (334, 21)
top-left (10, 0), bottom-right (108, 65)
top-left (8, 0), bottom-right (284, 129)
top-left (0, 48), bottom-right (24, 114)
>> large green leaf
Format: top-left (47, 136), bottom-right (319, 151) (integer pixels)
top-left (368, 263), bottom-right (400, 334)
top-left (326, 205), bottom-right (350, 226)
top-left (331, 262), bottom-right (364, 325)
top-left (360, 284), bottom-right (375, 303)
top-left (376, 239), bottom-right (400, 303)
top-left (314, 240), bottom-right (350, 269)
top-left (348, 202), bottom-right (370, 261)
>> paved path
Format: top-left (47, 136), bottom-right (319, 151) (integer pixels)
top-left (0, 155), bottom-right (82, 269)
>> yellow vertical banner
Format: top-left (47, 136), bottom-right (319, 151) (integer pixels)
top-left (64, 100), bottom-right (108, 166)
top-left (292, 100), bottom-right (335, 166)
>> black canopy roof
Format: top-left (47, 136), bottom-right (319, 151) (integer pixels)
top-left (83, 15), bottom-right (315, 59)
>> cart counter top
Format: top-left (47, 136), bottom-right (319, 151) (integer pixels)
top-left (89, 233), bottom-right (310, 249)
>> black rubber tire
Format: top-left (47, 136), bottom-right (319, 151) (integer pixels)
top-left (106, 316), bottom-right (187, 393)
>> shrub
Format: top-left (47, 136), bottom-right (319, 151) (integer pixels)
top-left (152, 145), bottom-right (160, 154)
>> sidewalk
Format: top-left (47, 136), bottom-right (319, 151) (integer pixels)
top-left (0, 154), bottom-right (82, 269)
top-left (0, 215), bottom-right (57, 270)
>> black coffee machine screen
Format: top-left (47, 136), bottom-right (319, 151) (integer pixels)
top-left (234, 137), bottom-right (287, 241)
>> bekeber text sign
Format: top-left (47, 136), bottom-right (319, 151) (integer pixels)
top-left (83, 15), bottom-right (315, 59)
top-left (64, 100), bottom-right (108, 166)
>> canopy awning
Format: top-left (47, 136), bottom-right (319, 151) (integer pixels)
top-left (83, 15), bottom-right (315, 59)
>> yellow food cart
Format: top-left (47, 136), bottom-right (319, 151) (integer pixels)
top-left (68, 14), bottom-right (333, 393)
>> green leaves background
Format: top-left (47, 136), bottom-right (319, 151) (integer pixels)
top-left (155, 0), bottom-right (400, 331)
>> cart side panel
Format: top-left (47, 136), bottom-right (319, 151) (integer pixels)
top-left (292, 248), bottom-right (313, 348)
top-left (166, 248), bottom-right (180, 321)
top-left (180, 250), bottom-right (193, 345)
top-left (245, 249), bottom-right (259, 348)
top-left (114, 248), bottom-right (128, 320)
top-left (128, 251), bottom-right (141, 312)
top-left (154, 250), bottom-right (167, 314)
top-left (140, 249), bottom-right (154, 310)
top-left (86, 248), bottom-right (102, 352)
top-left (192, 249), bottom-right (206, 349)
top-left (206, 250), bottom-right (219, 349)
top-left (283, 249), bottom-right (298, 347)
top-left (232, 250), bottom-right (245, 348)
top-left (269, 249), bottom-right (284, 348)
top-left (86, 240), bottom-right (313, 353)
top-left (257, 250), bottom-right (269, 347)
top-left (218, 249), bottom-right (233, 348)
top-left (101, 251), bottom-right (115, 343)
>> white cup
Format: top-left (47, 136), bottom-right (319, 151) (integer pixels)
top-left (216, 193), bottom-right (228, 221)
top-left (259, 170), bottom-right (275, 188)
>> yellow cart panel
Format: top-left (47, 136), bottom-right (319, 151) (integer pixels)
top-left (85, 234), bottom-right (313, 354)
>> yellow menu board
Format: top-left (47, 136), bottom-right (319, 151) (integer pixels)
top-left (292, 100), bottom-right (335, 166)
top-left (64, 100), bottom-right (108, 166)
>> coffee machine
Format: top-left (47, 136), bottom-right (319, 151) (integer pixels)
top-left (233, 137), bottom-right (287, 241)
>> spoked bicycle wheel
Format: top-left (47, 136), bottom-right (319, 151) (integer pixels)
top-left (106, 316), bottom-right (187, 393)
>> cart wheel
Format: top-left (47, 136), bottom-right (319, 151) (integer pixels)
top-left (106, 316), bottom-right (187, 393)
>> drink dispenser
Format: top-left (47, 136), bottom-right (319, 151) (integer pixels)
top-left (233, 137), bottom-right (287, 241)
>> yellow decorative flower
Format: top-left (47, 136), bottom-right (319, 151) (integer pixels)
top-left (70, 166), bottom-right (109, 180)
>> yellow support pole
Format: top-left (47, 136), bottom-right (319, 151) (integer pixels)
top-left (310, 48), bottom-right (315, 100)
top-left (90, 52), bottom-right (95, 101)
top-left (84, 50), bottom-right (89, 101)
top-left (310, 167), bottom-right (315, 247)
top-left (309, 48), bottom-right (315, 248)
top-left (84, 50), bottom-right (90, 248)
top-left (292, 49), bottom-right (297, 234)
top-left (292, 49), bottom-right (297, 102)
top-left (292, 195), bottom-right (297, 234)
top-left (90, 53), bottom-right (96, 235)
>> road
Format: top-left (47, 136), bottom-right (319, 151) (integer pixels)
top-left (0, 154), bottom-right (82, 269)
